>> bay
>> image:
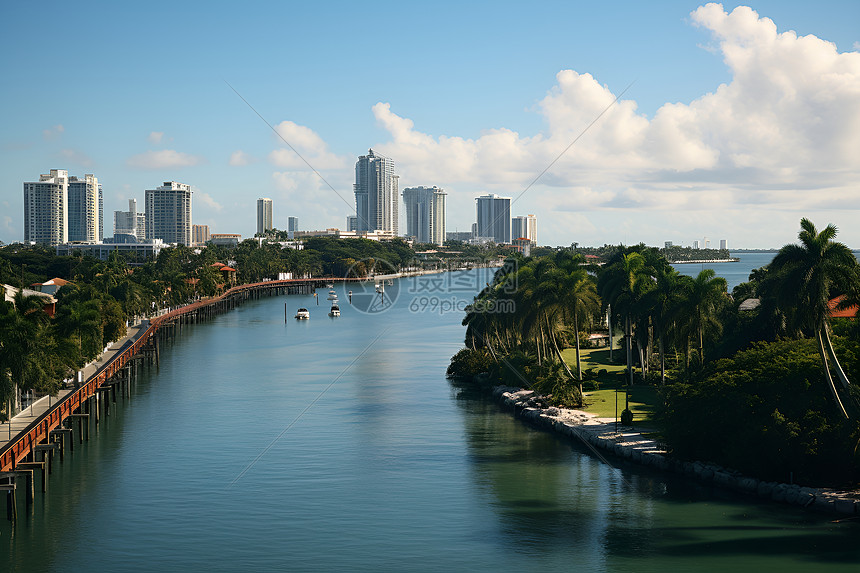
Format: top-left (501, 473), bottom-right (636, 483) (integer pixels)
top-left (2, 268), bottom-right (859, 572)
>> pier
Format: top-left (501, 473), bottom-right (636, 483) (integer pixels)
top-left (0, 276), bottom-right (356, 522)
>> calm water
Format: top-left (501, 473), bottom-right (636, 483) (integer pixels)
top-left (3, 269), bottom-right (860, 572)
top-left (672, 251), bottom-right (776, 291)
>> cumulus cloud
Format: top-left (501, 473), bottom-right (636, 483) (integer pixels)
top-left (268, 121), bottom-right (346, 170)
top-left (42, 124), bottom-right (64, 141)
top-left (126, 149), bottom-right (206, 169)
top-left (59, 148), bottom-right (94, 167)
top-left (148, 131), bottom-right (164, 144)
top-left (369, 2), bottom-right (860, 223)
top-left (229, 150), bottom-right (255, 166)
top-left (195, 190), bottom-right (223, 212)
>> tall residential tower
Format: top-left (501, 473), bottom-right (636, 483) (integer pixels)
top-left (402, 186), bottom-right (447, 246)
top-left (257, 198), bottom-right (273, 235)
top-left (145, 181), bottom-right (192, 246)
top-left (354, 149), bottom-right (398, 234)
top-left (23, 169), bottom-right (69, 245)
top-left (475, 194), bottom-right (511, 244)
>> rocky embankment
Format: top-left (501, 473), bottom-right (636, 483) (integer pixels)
top-left (494, 386), bottom-right (860, 516)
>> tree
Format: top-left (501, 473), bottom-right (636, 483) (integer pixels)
top-left (679, 268), bottom-right (728, 366)
top-left (768, 218), bottom-right (860, 419)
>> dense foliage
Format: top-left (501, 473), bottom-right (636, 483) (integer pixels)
top-left (449, 218), bottom-right (860, 485)
top-left (659, 339), bottom-right (860, 485)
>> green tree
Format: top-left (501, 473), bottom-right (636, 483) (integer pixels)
top-left (768, 218), bottom-right (860, 419)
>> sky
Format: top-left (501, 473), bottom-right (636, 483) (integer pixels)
top-left (1, 1), bottom-right (858, 249)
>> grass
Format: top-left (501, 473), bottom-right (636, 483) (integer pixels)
top-left (560, 338), bottom-right (660, 424)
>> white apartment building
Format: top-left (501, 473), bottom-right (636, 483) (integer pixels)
top-left (23, 169), bottom-right (69, 245)
top-left (354, 149), bottom-right (398, 234)
top-left (145, 181), bottom-right (192, 246)
top-left (402, 186), bottom-right (446, 246)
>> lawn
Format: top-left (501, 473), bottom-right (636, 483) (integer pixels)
top-left (561, 339), bottom-right (660, 424)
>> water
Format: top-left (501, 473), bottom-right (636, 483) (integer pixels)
top-left (672, 251), bottom-right (776, 291)
top-left (673, 251), bottom-right (860, 291)
top-left (3, 269), bottom-right (860, 572)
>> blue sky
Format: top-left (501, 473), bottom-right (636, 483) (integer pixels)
top-left (2, 1), bottom-right (859, 248)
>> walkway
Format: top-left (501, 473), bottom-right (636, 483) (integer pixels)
top-left (0, 320), bottom-right (149, 449)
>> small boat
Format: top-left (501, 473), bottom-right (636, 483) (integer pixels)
top-left (325, 283), bottom-right (334, 289)
top-left (329, 303), bottom-right (340, 317)
top-left (295, 308), bottom-right (310, 320)
top-left (327, 289), bottom-right (338, 300)
top-left (375, 283), bottom-right (383, 293)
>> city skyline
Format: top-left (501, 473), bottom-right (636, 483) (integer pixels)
top-left (1, 3), bottom-right (858, 248)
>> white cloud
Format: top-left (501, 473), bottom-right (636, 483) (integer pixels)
top-left (195, 190), bottom-right (223, 212)
top-left (229, 150), bottom-right (255, 166)
top-left (368, 2), bottom-right (860, 234)
top-left (854, 41), bottom-right (860, 51)
top-left (148, 131), bottom-right (164, 144)
top-left (42, 124), bottom-right (64, 141)
top-left (126, 149), bottom-right (206, 170)
top-left (268, 121), bottom-right (346, 170)
top-left (59, 148), bottom-right (94, 167)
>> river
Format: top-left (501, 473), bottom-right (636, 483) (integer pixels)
top-left (2, 268), bottom-right (859, 571)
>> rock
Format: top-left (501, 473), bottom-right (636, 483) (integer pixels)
top-left (834, 498), bottom-right (856, 515)
top-left (737, 477), bottom-right (758, 493)
top-left (757, 481), bottom-right (774, 498)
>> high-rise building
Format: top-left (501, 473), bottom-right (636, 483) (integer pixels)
top-left (402, 186), bottom-right (447, 246)
top-left (511, 214), bottom-right (537, 244)
top-left (475, 194), bottom-right (511, 244)
top-left (67, 174), bottom-right (101, 243)
top-left (23, 169), bottom-right (69, 245)
top-left (145, 181), bottom-right (192, 246)
top-left (257, 198), bottom-right (273, 235)
top-left (114, 199), bottom-right (146, 241)
top-left (693, 240), bottom-right (700, 249)
top-left (346, 215), bottom-right (358, 232)
top-left (354, 149), bottom-right (398, 233)
top-left (288, 216), bottom-right (299, 232)
top-left (664, 241), bottom-right (673, 249)
top-left (192, 224), bottom-right (210, 246)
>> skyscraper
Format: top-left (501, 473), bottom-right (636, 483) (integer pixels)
top-left (346, 215), bottom-right (358, 232)
top-left (403, 186), bottom-right (447, 246)
top-left (114, 198), bottom-right (146, 241)
top-left (23, 169), bottom-right (69, 245)
top-left (511, 214), bottom-right (537, 244)
top-left (257, 198), bottom-right (273, 235)
top-left (145, 181), bottom-right (192, 246)
top-left (67, 174), bottom-right (100, 243)
top-left (475, 194), bottom-right (511, 244)
top-left (354, 149), bottom-right (398, 233)
top-left (288, 216), bottom-right (299, 232)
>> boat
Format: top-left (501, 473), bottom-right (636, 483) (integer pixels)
top-left (295, 308), bottom-right (310, 320)
top-left (329, 303), bottom-right (340, 317)
top-left (326, 283), bottom-right (334, 289)
top-left (327, 289), bottom-right (338, 300)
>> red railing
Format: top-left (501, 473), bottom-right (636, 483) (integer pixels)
top-left (0, 277), bottom-right (353, 471)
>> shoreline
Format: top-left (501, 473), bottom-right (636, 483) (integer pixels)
top-left (491, 385), bottom-right (860, 516)
top-left (669, 258), bottom-right (740, 264)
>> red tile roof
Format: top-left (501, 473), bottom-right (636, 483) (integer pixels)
top-left (829, 296), bottom-right (858, 319)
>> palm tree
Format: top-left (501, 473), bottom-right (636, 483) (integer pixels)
top-left (642, 267), bottom-right (688, 384)
top-left (769, 218), bottom-right (860, 419)
top-left (679, 269), bottom-right (728, 366)
top-left (598, 252), bottom-right (651, 387)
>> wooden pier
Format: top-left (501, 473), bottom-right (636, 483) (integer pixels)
top-left (0, 276), bottom-right (357, 522)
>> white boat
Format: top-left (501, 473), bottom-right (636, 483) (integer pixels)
top-left (325, 283), bottom-right (334, 288)
top-left (329, 303), bottom-right (340, 317)
top-left (327, 289), bottom-right (338, 300)
top-left (295, 308), bottom-right (310, 320)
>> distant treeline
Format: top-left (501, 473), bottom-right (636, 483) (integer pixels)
top-left (662, 246), bottom-right (733, 262)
